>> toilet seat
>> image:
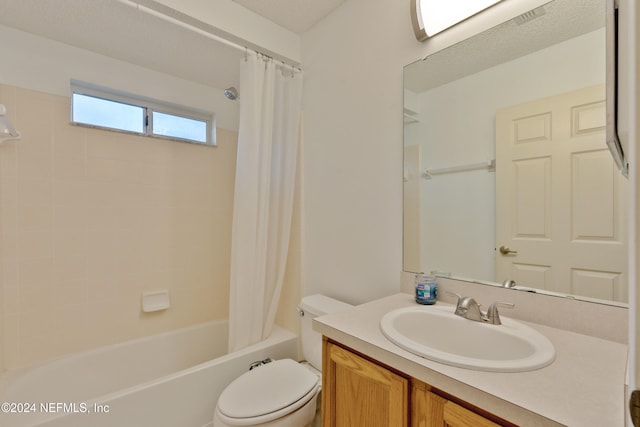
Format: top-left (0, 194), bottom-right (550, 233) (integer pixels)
top-left (216, 359), bottom-right (320, 426)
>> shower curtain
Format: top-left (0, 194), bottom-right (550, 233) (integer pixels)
top-left (228, 54), bottom-right (303, 352)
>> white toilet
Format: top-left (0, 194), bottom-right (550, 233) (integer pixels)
top-left (213, 294), bottom-right (352, 427)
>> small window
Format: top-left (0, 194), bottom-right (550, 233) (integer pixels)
top-left (72, 93), bottom-right (145, 134)
top-left (70, 80), bottom-right (215, 146)
top-left (152, 111), bottom-right (208, 143)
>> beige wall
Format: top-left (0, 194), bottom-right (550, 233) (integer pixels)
top-left (300, 0), bottom-right (555, 305)
top-left (0, 84), bottom-right (237, 369)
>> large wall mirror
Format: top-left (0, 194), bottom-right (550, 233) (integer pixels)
top-left (403, 0), bottom-right (628, 306)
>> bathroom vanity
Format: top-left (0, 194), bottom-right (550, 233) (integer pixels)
top-left (322, 339), bottom-right (511, 426)
top-left (314, 293), bottom-right (627, 426)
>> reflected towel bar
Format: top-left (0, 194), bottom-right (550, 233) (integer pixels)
top-left (423, 159), bottom-right (495, 179)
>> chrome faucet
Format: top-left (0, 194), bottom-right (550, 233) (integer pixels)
top-left (502, 279), bottom-right (517, 288)
top-left (453, 295), bottom-right (484, 322)
top-left (447, 292), bottom-right (514, 325)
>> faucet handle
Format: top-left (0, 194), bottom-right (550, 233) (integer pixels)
top-left (486, 302), bottom-right (515, 325)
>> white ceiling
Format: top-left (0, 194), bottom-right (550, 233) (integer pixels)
top-left (233, 0), bottom-right (346, 34)
top-left (0, 0), bottom-right (345, 91)
top-left (0, 0), bottom-right (604, 94)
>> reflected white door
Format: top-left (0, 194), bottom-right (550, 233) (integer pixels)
top-left (495, 85), bottom-right (628, 302)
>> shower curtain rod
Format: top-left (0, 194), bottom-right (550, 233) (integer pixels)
top-left (117, 0), bottom-right (303, 74)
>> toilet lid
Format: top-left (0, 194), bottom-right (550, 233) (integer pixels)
top-left (217, 359), bottom-right (320, 419)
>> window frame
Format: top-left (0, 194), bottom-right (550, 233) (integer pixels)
top-left (70, 79), bottom-right (216, 146)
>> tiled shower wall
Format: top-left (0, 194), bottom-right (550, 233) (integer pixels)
top-left (0, 84), bottom-right (237, 370)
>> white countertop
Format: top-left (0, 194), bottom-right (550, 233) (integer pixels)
top-left (313, 293), bottom-right (628, 427)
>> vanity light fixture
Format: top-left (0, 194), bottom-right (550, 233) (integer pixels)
top-left (411, 0), bottom-right (502, 40)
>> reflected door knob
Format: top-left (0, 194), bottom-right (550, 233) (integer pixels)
top-left (499, 245), bottom-right (518, 255)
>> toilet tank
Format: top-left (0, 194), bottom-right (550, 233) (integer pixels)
top-left (298, 294), bottom-right (352, 370)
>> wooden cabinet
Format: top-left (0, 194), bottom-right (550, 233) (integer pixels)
top-left (412, 380), bottom-right (502, 427)
top-left (322, 338), bottom-right (515, 427)
top-left (322, 338), bottom-right (409, 427)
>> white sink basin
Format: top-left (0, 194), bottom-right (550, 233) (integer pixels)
top-left (380, 305), bottom-right (555, 372)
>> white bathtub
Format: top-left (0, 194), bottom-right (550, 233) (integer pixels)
top-left (0, 321), bottom-right (298, 427)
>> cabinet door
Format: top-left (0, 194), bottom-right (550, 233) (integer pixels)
top-left (323, 340), bottom-right (409, 427)
top-left (412, 382), bottom-right (502, 427)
